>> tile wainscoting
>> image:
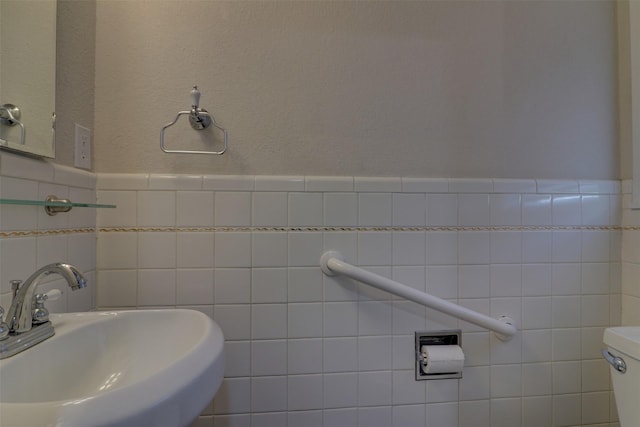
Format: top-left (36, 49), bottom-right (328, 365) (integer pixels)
top-left (95, 173), bottom-right (622, 427)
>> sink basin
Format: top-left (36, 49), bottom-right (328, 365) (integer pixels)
top-left (0, 309), bottom-right (225, 427)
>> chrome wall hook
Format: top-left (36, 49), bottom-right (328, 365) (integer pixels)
top-left (160, 86), bottom-right (228, 155)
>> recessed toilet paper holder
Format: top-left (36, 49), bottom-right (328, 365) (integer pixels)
top-left (415, 330), bottom-right (463, 380)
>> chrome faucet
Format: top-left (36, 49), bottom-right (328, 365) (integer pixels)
top-left (4, 263), bottom-right (86, 334)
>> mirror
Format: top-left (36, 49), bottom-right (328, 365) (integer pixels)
top-left (0, 0), bottom-right (56, 158)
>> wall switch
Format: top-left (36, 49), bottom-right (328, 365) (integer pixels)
top-left (74, 124), bottom-right (91, 169)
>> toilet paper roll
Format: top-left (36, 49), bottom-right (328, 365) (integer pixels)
top-left (421, 345), bottom-right (465, 374)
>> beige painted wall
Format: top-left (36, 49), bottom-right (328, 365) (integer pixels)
top-left (91, 0), bottom-right (619, 178)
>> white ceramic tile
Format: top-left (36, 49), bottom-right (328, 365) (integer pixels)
top-left (581, 391), bottom-right (610, 425)
top-left (323, 193), bottom-right (357, 226)
top-left (324, 373), bottom-right (358, 408)
top-left (96, 232), bottom-right (137, 269)
top-left (0, 177), bottom-right (38, 231)
top-left (96, 173), bottom-right (148, 190)
top-left (214, 268), bottom-right (251, 304)
top-left (251, 268), bottom-right (287, 303)
top-left (458, 366), bottom-right (490, 400)
top-left (358, 193), bottom-right (392, 226)
top-left (460, 332), bottom-right (490, 367)
top-left (426, 378), bottom-right (459, 403)
top-left (458, 194), bottom-right (489, 226)
top-left (214, 304), bottom-right (251, 340)
top-left (288, 338), bottom-right (323, 375)
top-left (522, 195), bottom-right (552, 226)
top-left (392, 193), bottom-right (426, 226)
top-left (214, 232), bottom-right (251, 267)
top-left (323, 272), bottom-right (359, 302)
top-left (288, 267), bottom-right (323, 302)
top-left (357, 232), bottom-right (392, 266)
top-left (582, 230), bottom-right (610, 262)
top-left (491, 398), bottom-right (521, 427)
top-left (552, 296), bottom-right (581, 328)
top-left (425, 265), bottom-right (457, 299)
top-left (522, 231), bottom-right (552, 263)
top-left (357, 336), bottom-right (392, 371)
top-left (305, 176), bottom-right (353, 192)
top-left (391, 335), bottom-right (415, 371)
top-left (522, 396), bottom-right (552, 427)
top-left (324, 408), bottom-right (357, 426)
top-left (212, 378), bottom-right (251, 414)
top-left (323, 337), bottom-right (358, 373)
top-left (287, 410), bottom-right (322, 427)
top-left (323, 231), bottom-right (357, 263)
top-left (425, 231), bottom-right (458, 265)
top-left (68, 187), bottom-right (97, 228)
top-left (358, 300), bottom-right (392, 335)
top-left (251, 340), bottom-right (287, 376)
top-left (137, 191), bottom-right (176, 227)
top-left (552, 361), bottom-right (582, 394)
top-left (490, 264), bottom-right (521, 297)
top-left (288, 192), bottom-right (323, 226)
top-left (401, 177), bottom-right (448, 193)
top-left (251, 411), bottom-right (286, 427)
top-left (392, 370), bottom-right (425, 404)
top-left (212, 414), bottom-right (250, 426)
top-left (536, 179), bottom-right (579, 194)
top-left (288, 232), bottom-right (323, 267)
top-left (357, 371), bottom-right (392, 406)
top-left (582, 326), bottom-right (608, 359)
top-left (323, 301), bottom-right (358, 337)
top-left (582, 194), bottom-right (610, 225)
top-left (252, 232), bottom-right (287, 267)
top-left (289, 302), bottom-right (323, 338)
top-left (177, 232), bottom-right (214, 268)
top-left (552, 194), bottom-right (581, 225)
top-left (553, 394), bottom-right (582, 426)
top-left (254, 176), bottom-right (304, 191)
top-left (581, 359), bottom-right (610, 392)
top-left (490, 194), bottom-right (521, 226)
top-left (392, 404), bottom-right (426, 427)
top-left (521, 297), bottom-right (552, 329)
top-left (522, 329), bottom-right (552, 363)
top-left (490, 315), bottom-right (522, 363)
top-left (138, 232), bottom-right (176, 269)
top-left (492, 178), bottom-right (536, 193)
top-left (551, 263), bottom-right (581, 295)
top-left (522, 264), bottom-right (551, 296)
top-left (37, 235), bottom-right (68, 267)
top-left (203, 175), bottom-right (254, 191)
top-left (458, 265), bottom-right (490, 298)
top-left (458, 231), bottom-right (490, 265)
top-left (214, 192), bottom-right (251, 226)
top-left (96, 269), bottom-right (137, 307)
top-left (522, 362), bottom-right (552, 396)
top-left (68, 233), bottom-right (96, 273)
top-left (490, 231), bottom-right (522, 264)
top-left (392, 300), bottom-right (426, 334)
top-left (582, 262), bottom-right (610, 294)
top-left (357, 406), bottom-right (392, 427)
top-left (251, 304), bottom-right (287, 339)
top-left (448, 178), bottom-right (493, 193)
top-left (551, 230), bottom-right (581, 263)
top-left (252, 192), bottom-right (287, 226)
top-left (137, 269), bottom-right (176, 306)
top-left (426, 402), bottom-right (458, 427)
top-left (53, 164), bottom-right (97, 189)
top-left (354, 177), bottom-right (401, 192)
top-left (176, 191), bottom-right (214, 227)
top-left (392, 232), bottom-right (425, 266)
top-left (551, 328), bottom-right (581, 361)
top-left (176, 269), bottom-right (214, 305)
top-left (97, 191), bottom-right (137, 227)
top-left (149, 174), bottom-right (202, 190)
top-left (426, 194), bottom-right (458, 226)
top-left (287, 374), bottom-right (323, 410)
top-left (457, 299), bottom-right (490, 333)
top-left (581, 294), bottom-right (610, 326)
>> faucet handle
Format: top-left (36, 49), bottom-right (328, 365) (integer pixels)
top-left (10, 280), bottom-right (22, 298)
top-left (31, 289), bottom-right (62, 325)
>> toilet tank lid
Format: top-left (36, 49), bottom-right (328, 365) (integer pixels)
top-left (604, 327), bottom-right (640, 359)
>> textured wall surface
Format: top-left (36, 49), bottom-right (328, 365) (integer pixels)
top-left (92, 0), bottom-right (619, 179)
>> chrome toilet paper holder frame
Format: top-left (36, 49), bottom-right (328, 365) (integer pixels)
top-left (415, 330), bottom-right (462, 380)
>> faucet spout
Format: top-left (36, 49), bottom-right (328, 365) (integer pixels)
top-left (5, 263), bottom-right (86, 333)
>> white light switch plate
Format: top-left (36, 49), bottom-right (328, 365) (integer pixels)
top-left (74, 124), bottom-right (91, 169)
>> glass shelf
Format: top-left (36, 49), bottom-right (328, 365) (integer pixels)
top-left (0, 199), bottom-right (116, 209)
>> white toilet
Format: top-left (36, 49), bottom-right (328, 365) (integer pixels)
top-left (603, 326), bottom-right (640, 426)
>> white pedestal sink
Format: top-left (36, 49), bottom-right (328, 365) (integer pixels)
top-left (0, 309), bottom-right (225, 427)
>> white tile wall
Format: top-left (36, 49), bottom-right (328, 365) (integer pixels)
top-left (91, 173), bottom-right (625, 426)
top-left (0, 156), bottom-right (624, 427)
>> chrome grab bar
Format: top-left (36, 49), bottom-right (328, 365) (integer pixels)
top-left (602, 348), bottom-right (627, 374)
